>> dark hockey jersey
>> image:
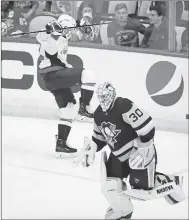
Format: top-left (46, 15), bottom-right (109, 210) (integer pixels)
top-left (92, 97), bottom-right (155, 162)
top-left (1, 1), bottom-right (37, 37)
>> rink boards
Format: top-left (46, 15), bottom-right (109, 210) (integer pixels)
top-left (2, 41), bottom-right (188, 133)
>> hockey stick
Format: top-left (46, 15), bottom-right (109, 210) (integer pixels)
top-left (7, 21), bottom-right (113, 37)
top-left (123, 181), bottom-right (178, 201)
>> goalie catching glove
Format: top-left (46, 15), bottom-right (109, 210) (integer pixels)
top-left (74, 136), bottom-right (97, 167)
top-left (129, 138), bottom-right (155, 170)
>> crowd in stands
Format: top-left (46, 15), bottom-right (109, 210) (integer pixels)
top-left (1, 1), bottom-right (189, 54)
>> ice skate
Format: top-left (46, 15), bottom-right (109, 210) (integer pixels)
top-left (55, 135), bottom-right (77, 158)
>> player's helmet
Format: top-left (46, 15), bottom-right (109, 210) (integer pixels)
top-left (96, 82), bottom-right (116, 112)
top-left (46, 20), bottom-right (63, 36)
top-left (58, 14), bottom-right (76, 39)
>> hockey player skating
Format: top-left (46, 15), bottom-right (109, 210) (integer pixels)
top-left (75, 82), bottom-right (186, 219)
top-left (36, 15), bottom-right (96, 158)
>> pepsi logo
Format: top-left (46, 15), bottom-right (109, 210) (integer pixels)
top-left (146, 61), bottom-right (184, 106)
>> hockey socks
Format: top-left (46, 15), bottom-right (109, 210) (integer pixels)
top-left (80, 88), bottom-right (94, 106)
top-left (58, 123), bottom-right (71, 141)
top-left (78, 88), bottom-right (94, 121)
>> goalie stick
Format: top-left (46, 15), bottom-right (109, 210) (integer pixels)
top-left (122, 180), bottom-right (180, 201)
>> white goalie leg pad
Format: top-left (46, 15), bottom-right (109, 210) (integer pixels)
top-left (124, 173), bottom-right (186, 203)
top-left (81, 69), bottom-right (96, 90)
top-left (101, 177), bottom-right (133, 219)
top-left (105, 207), bottom-right (116, 219)
top-left (105, 206), bottom-right (133, 220)
top-left (101, 152), bottom-right (133, 219)
top-left (60, 103), bottom-right (77, 126)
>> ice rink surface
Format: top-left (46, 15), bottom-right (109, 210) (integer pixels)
top-left (2, 116), bottom-right (188, 219)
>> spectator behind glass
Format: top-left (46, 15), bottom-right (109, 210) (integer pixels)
top-left (1, 1), bottom-right (10, 18)
top-left (150, 1), bottom-right (168, 17)
top-left (1, 1), bottom-right (12, 36)
top-left (107, 3), bottom-right (146, 47)
top-left (76, 1), bottom-right (101, 43)
top-left (1, 1), bottom-right (39, 37)
top-left (42, 1), bottom-right (71, 18)
top-left (176, 1), bottom-right (189, 26)
top-left (35, 1), bottom-right (48, 15)
top-left (140, 5), bottom-right (175, 50)
top-left (181, 24), bottom-right (189, 54)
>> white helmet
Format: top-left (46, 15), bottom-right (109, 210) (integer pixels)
top-left (58, 14), bottom-right (76, 39)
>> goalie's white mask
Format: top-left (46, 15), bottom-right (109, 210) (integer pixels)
top-left (58, 14), bottom-right (76, 40)
top-left (97, 82), bottom-right (116, 112)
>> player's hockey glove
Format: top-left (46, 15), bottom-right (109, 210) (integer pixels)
top-left (45, 20), bottom-right (63, 35)
top-left (76, 16), bottom-right (95, 41)
top-left (74, 136), bottom-right (97, 167)
top-left (129, 138), bottom-right (155, 170)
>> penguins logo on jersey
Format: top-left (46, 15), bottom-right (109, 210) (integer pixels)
top-left (99, 122), bottom-right (121, 148)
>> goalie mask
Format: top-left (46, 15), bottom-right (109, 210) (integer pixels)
top-left (58, 14), bottom-right (76, 39)
top-left (96, 82), bottom-right (116, 112)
